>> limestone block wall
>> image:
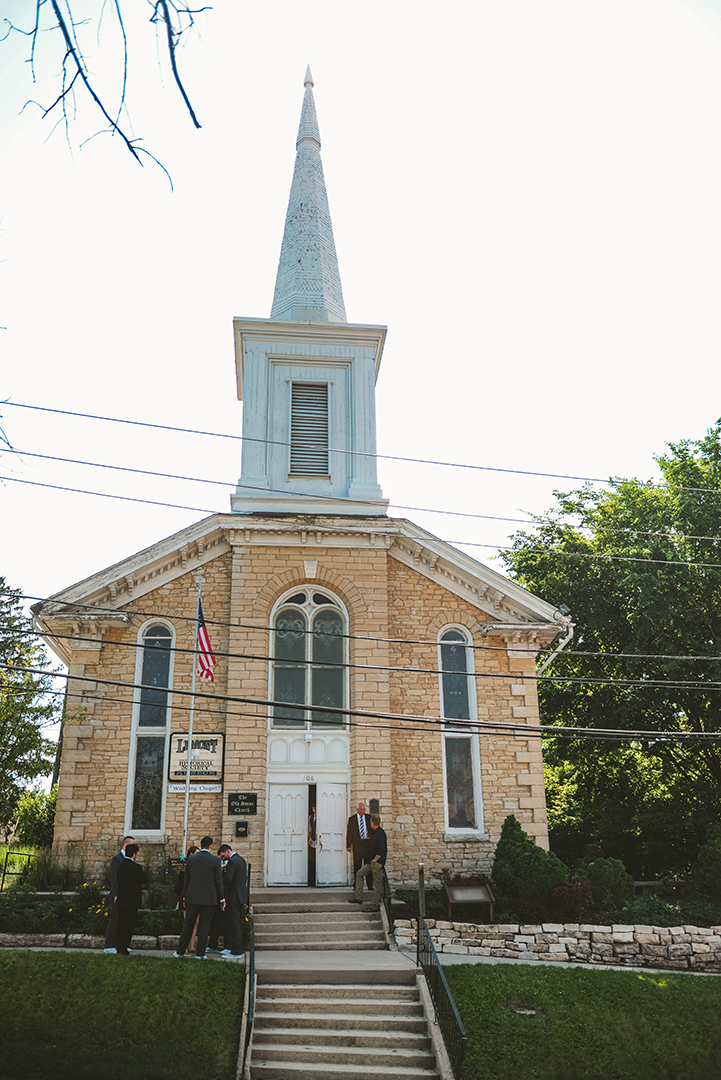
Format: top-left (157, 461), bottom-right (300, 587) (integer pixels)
top-left (393, 919), bottom-right (721, 973)
top-left (53, 552), bottom-right (233, 877)
top-left (385, 559), bottom-right (548, 886)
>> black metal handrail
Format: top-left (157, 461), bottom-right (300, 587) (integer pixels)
top-left (381, 866), bottom-right (394, 930)
top-left (240, 862), bottom-right (255, 1077)
top-left (417, 916), bottom-right (467, 1080)
top-left (0, 850), bottom-right (34, 891)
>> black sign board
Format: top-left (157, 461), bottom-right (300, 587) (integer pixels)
top-left (228, 792), bottom-right (257, 816)
top-left (235, 821), bottom-right (249, 838)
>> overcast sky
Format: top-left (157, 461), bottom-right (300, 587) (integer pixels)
top-left (2, 0), bottom-right (721, 627)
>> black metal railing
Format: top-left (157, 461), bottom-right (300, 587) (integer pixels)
top-left (240, 862), bottom-right (255, 1077)
top-left (417, 916), bottom-right (467, 1080)
top-left (381, 866), bottom-right (394, 930)
top-left (0, 850), bottom-right (34, 891)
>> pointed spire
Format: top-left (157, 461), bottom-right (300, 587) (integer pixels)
top-left (270, 69), bottom-right (347, 323)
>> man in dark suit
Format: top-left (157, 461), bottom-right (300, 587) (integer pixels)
top-left (173, 836), bottom-right (226, 959)
top-left (346, 802), bottom-right (373, 891)
top-left (115, 844), bottom-right (147, 955)
top-left (352, 815), bottom-right (387, 912)
top-left (217, 843), bottom-right (248, 960)
top-left (103, 834), bottom-right (135, 953)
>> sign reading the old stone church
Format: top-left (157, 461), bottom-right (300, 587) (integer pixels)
top-left (169, 733), bottom-right (225, 782)
top-left (228, 792), bottom-right (257, 816)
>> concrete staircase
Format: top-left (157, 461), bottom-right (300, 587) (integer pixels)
top-left (252, 888), bottom-right (387, 952)
top-left (250, 967), bottom-right (440, 1080)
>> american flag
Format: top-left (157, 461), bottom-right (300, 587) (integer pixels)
top-left (196, 601), bottom-right (216, 682)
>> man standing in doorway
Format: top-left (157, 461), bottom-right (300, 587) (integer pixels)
top-left (103, 834), bottom-right (135, 954)
top-left (346, 802), bottom-right (372, 891)
top-left (217, 843), bottom-right (248, 960)
top-left (351, 815), bottom-right (387, 912)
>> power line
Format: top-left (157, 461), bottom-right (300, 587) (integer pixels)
top-left (7, 399), bottom-right (721, 495)
top-left (5, 444), bottom-right (721, 545)
top-left (13, 622), bottom-right (721, 693)
top-left (16, 591), bottom-right (721, 667)
top-left (4, 661), bottom-right (721, 746)
top-left (6, 474), bottom-right (721, 570)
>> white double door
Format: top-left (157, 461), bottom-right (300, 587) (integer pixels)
top-left (267, 782), bottom-right (348, 886)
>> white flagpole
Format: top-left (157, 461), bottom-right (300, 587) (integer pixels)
top-left (181, 574), bottom-right (203, 857)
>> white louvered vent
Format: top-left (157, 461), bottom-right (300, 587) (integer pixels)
top-left (290, 382), bottom-right (329, 475)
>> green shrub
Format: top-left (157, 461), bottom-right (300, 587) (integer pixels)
top-left (550, 875), bottom-right (595, 921)
top-left (15, 787), bottom-right (57, 849)
top-left (584, 857), bottom-right (634, 911)
top-left (679, 898), bottom-right (721, 928)
top-left (606, 894), bottom-right (679, 927)
top-left (686, 823), bottom-right (721, 902)
top-left (139, 908), bottom-right (183, 936)
top-left (492, 815), bottom-right (568, 917)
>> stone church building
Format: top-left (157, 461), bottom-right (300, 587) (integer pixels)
top-left (36, 70), bottom-right (569, 887)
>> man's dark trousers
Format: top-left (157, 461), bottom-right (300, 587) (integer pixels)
top-left (176, 905), bottom-right (217, 957)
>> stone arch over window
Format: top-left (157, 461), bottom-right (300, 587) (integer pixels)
top-left (125, 619), bottom-right (176, 835)
top-left (437, 624), bottom-right (484, 834)
top-left (253, 564), bottom-right (366, 627)
top-left (269, 587), bottom-right (349, 730)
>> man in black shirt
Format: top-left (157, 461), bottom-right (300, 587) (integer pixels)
top-left (350, 814), bottom-right (387, 912)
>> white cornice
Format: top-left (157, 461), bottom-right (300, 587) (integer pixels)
top-left (232, 317), bottom-right (387, 399)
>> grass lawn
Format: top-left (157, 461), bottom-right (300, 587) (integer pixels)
top-left (0, 951), bottom-right (244, 1080)
top-left (444, 962), bottom-right (721, 1080)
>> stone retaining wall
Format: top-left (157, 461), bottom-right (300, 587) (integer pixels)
top-left (0, 934), bottom-right (167, 951)
top-left (394, 920), bottom-right (721, 973)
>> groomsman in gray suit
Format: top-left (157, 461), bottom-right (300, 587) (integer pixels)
top-left (173, 836), bottom-right (225, 959)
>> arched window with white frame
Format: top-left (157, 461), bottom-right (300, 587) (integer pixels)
top-left (438, 627), bottom-right (483, 833)
top-left (270, 589), bottom-right (348, 729)
top-left (126, 620), bottom-right (175, 834)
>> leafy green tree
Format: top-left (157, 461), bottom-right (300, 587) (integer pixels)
top-left (0, 579), bottom-right (58, 835)
top-left (15, 787), bottom-right (58, 849)
top-left (502, 423), bottom-right (721, 878)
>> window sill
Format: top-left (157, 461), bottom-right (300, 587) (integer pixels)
top-left (444, 831), bottom-right (489, 843)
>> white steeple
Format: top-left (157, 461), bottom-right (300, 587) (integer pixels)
top-left (270, 66), bottom-right (347, 323)
top-left (231, 70), bottom-right (387, 517)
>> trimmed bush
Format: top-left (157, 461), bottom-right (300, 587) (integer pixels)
top-left (686, 823), bottom-right (721, 902)
top-left (584, 857), bottom-right (634, 911)
top-left (492, 815), bottom-right (568, 919)
top-left (550, 875), bottom-right (595, 921)
top-left (15, 787), bottom-right (57, 849)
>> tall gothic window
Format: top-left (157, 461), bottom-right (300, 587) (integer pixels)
top-left (127, 621), bottom-right (174, 833)
top-left (271, 590), bottom-right (347, 728)
top-left (438, 627), bottom-right (483, 833)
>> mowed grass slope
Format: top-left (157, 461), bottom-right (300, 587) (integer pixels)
top-left (0, 951), bottom-right (244, 1080)
top-left (444, 963), bottom-right (721, 1080)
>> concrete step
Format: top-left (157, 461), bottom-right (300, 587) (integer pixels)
top-left (254, 911), bottom-right (380, 926)
top-left (259, 983), bottom-right (420, 1001)
top-left (256, 968), bottom-right (417, 987)
top-left (251, 1043), bottom-right (437, 1068)
top-left (256, 996), bottom-right (423, 1017)
top-left (254, 1011), bottom-right (429, 1033)
top-left (250, 1061), bottom-right (438, 1080)
top-left (254, 993), bottom-right (423, 1010)
top-left (258, 939), bottom-right (388, 951)
top-left (255, 929), bottom-right (386, 944)
top-left (253, 1025), bottom-right (431, 1049)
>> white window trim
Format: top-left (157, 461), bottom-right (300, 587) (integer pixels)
top-left (124, 618), bottom-right (176, 839)
top-left (268, 586), bottom-right (350, 732)
top-left (437, 625), bottom-right (485, 836)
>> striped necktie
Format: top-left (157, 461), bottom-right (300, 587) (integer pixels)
top-left (359, 815), bottom-right (366, 839)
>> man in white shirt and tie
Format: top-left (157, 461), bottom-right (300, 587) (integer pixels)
top-left (346, 802), bottom-right (373, 892)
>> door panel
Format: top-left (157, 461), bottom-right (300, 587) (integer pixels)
top-left (316, 783), bottom-right (348, 885)
top-left (268, 784), bottom-right (307, 885)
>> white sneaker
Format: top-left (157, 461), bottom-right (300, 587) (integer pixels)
top-left (172, 952), bottom-right (185, 958)
top-left (103, 948), bottom-right (117, 954)
top-left (221, 952), bottom-right (245, 962)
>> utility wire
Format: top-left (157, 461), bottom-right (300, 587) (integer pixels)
top-left (6, 475), bottom-right (721, 570)
top-left (7, 399), bottom-right (721, 495)
top-left (13, 623), bottom-right (721, 692)
top-left (5, 444), bottom-right (721, 546)
top-left (4, 662), bottom-right (720, 745)
top-left (15, 592), bottom-right (721, 666)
